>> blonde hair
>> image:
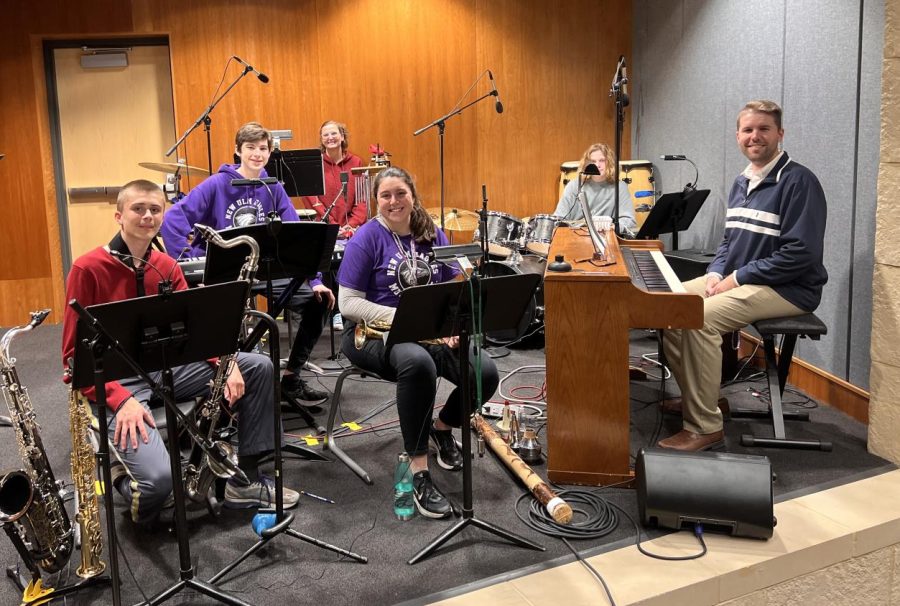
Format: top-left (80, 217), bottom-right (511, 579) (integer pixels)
top-left (737, 100), bottom-right (783, 130)
top-left (578, 143), bottom-right (616, 184)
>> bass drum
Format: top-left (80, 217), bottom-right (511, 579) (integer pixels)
top-left (481, 256), bottom-right (546, 345)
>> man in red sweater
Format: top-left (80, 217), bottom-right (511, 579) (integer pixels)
top-left (62, 179), bottom-right (299, 526)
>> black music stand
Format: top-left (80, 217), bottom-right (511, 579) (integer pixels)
top-left (387, 275), bottom-right (547, 564)
top-left (204, 222), bottom-right (338, 444)
top-left (265, 148), bottom-right (325, 197)
top-left (635, 189), bottom-right (710, 250)
top-left (71, 281), bottom-right (251, 606)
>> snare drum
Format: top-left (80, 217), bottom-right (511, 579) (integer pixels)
top-left (524, 214), bottom-right (560, 257)
top-left (481, 255), bottom-right (546, 345)
top-left (473, 211), bottom-right (523, 258)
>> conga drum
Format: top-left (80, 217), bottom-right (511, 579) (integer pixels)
top-left (558, 161), bottom-right (580, 199)
top-left (619, 160), bottom-right (656, 228)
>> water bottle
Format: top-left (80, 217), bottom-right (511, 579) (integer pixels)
top-left (393, 452), bottom-right (415, 521)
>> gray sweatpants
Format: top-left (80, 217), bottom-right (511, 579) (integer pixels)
top-left (98, 352), bottom-right (275, 524)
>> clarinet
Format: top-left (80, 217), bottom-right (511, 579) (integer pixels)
top-left (184, 225), bottom-right (259, 504)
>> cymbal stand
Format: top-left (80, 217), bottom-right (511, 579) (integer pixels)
top-left (165, 60), bottom-right (255, 175)
top-left (413, 82), bottom-right (499, 233)
top-left (209, 310), bottom-right (366, 585)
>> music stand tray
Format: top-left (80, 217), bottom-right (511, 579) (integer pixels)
top-left (203, 222), bottom-right (338, 285)
top-left (266, 148), bottom-right (324, 197)
top-left (203, 221), bottom-right (339, 442)
top-left (386, 274), bottom-right (541, 347)
top-left (72, 282), bottom-right (247, 382)
top-left (636, 188), bottom-right (710, 240)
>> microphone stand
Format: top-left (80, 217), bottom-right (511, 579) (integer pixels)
top-left (413, 89), bottom-right (498, 232)
top-left (165, 64), bottom-right (255, 175)
top-left (320, 185), bottom-right (345, 224)
top-left (609, 56), bottom-right (628, 238)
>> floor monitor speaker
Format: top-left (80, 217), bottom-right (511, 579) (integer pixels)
top-left (636, 448), bottom-right (775, 539)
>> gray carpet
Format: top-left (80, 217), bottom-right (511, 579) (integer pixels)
top-left (0, 320), bottom-right (891, 606)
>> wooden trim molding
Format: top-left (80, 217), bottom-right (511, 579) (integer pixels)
top-left (738, 331), bottom-right (870, 424)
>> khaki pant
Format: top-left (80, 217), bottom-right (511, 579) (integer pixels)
top-left (663, 276), bottom-right (803, 434)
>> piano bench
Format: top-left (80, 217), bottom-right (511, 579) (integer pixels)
top-left (323, 365), bottom-right (389, 485)
top-left (735, 312), bottom-right (831, 451)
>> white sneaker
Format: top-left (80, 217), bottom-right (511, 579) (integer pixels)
top-left (332, 312), bottom-right (344, 331)
top-left (224, 475), bottom-right (300, 509)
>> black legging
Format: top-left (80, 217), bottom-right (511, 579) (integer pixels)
top-left (341, 325), bottom-right (500, 456)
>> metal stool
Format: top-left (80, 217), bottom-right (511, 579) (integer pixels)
top-left (324, 366), bottom-right (390, 485)
top-left (736, 313), bottom-right (832, 451)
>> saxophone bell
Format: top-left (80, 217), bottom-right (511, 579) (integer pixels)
top-left (0, 470), bottom-right (34, 523)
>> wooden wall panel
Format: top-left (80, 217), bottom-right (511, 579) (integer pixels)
top-left (1, 0), bottom-right (631, 327)
top-left (0, 1), bottom-right (134, 326)
top-left (477, 0), bottom-right (633, 219)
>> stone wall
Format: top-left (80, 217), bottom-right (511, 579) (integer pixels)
top-left (870, 0), bottom-right (900, 463)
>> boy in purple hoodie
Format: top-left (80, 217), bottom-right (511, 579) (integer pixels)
top-left (161, 122), bottom-right (333, 403)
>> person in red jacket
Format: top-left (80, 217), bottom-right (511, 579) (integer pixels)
top-left (301, 120), bottom-right (366, 235)
top-left (62, 179), bottom-right (299, 526)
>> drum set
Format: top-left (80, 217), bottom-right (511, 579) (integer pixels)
top-left (428, 207), bottom-right (564, 346)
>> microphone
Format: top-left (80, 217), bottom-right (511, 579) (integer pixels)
top-left (620, 56), bottom-right (630, 107)
top-left (108, 250), bottom-right (173, 294)
top-left (488, 70), bottom-right (504, 114)
top-left (266, 211), bottom-right (282, 236)
top-left (660, 155), bottom-right (686, 161)
top-left (233, 55), bottom-right (270, 84)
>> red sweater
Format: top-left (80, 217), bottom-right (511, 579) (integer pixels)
top-left (62, 246), bottom-right (189, 412)
top-left (301, 151), bottom-right (366, 227)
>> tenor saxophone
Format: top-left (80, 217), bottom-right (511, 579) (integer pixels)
top-left (184, 224), bottom-right (260, 503)
top-left (0, 310), bottom-right (73, 574)
top-left (68, 388), bottom-right (105, 578)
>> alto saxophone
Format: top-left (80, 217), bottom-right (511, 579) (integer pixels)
top-left (0, 310), bottom-right (74, 575)
top-left (184, 224), bottom-right (260, 504)
top-left (354, 319), bottom-right (444, 350)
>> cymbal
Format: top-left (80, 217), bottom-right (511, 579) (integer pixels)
top-left (425, 207), bottom-right (480, 231)
top-left (296, 208), bottom-right (317, 218)
top-left (138, 161), bottom-right (210, 178)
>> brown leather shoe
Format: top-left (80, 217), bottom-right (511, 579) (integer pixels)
top-left (659, 397), bottom-right (730, 419)
top-left (657, 429), bottom-right (725, 451)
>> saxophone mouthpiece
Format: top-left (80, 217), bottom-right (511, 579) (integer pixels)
top-left (193, 224), bottom-right (220, 244)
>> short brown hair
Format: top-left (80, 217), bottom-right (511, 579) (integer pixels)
top-left (737, 100), bottom-right (783, 130)
top-left (117, 179), bottom-right (164, 211)
top-left (235, 121), bottom-right (273, 150)
top-left (319, 120), bottom-right (349, 154)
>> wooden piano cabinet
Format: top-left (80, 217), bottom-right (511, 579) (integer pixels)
top-left (543, 228), bottom-right (702, 486)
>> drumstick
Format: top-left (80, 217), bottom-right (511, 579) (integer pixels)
top-left (473, 414), bottom-right (573, 524)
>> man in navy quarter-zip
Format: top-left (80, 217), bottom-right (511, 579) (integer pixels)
top-left (657, 100), bottom-right (828, 452)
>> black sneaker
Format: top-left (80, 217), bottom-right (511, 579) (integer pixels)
top-left (412, 470), bottom-right (451, 519)
top-left (430, 424), bottom-right (463, 471)
top-left (281, 374), bottom-right (329, 402)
